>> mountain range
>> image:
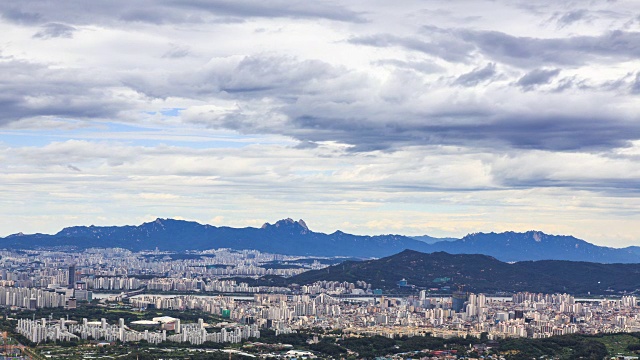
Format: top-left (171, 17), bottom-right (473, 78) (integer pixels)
top-left (2, 218), bottom-right (640, 263)
top-left (410, 235), bottom-right (458, 244)
top-left (277, 250), bottom-right (640, 294)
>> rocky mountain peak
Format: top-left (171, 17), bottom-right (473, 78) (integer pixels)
top-left (261, 218), bottom-right (310, 233)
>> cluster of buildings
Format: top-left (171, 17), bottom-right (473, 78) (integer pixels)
top-left (0, 286), bottom-right (68, 309)
top-left (13, 288), bottom-right (640, 346)
top-left (121, 291), bottom-right (640, 341)
top-left (299, 280), bottom-right (372, 295)
top-left (85, 276), bottom-right (143, 291)
top-left (127, 291), bottom-right (640, 340)
top-left (334, 292), bottom-right (640, 340)
top-left (0, 248), bottom-right (323, 295)
top-left (130, 293), bottom-right (345, 336)
top-left (145, 278), bottom-right (285, 293)
top-left (16, 316), bottom-right (260, 345)
top-left (3, 247), bottom-right (640, 347)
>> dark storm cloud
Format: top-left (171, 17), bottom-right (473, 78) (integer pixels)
top-left (516, 68), bottom-right (561, 90)
top-left (164, 54), bottom-right (640, 154)
top-left (33, 23), bottom-right (76, 39)
top-left (460, 29), bottom-right (640, 67)
top-left (281, 112), bottom-right (640, 153)
top-left (0, 0), bottom-right (365, 26)
top-left (489, 169), bottom-right (640, 195)
top-left (4, 2), bottom-right (638, 158)
top-left (471, 115), bottom-right (637, 151)
top-left (0, 59), bottom-right (129, 126)
top-left (454, 63), bottom-right (497, 86)
top-left (354, 28), bottom-right (640, 67)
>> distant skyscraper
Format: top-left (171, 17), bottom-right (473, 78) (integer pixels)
top-left (451, 291), bottom-right (467, 313)
top-left (68, 265), bottom-right (76, 289)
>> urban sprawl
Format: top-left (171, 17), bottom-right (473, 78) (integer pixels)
top-left (1, 248), bottom-right (639, 350)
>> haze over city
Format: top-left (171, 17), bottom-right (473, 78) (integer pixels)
top-left (1, 0), bottom-right (640, 247)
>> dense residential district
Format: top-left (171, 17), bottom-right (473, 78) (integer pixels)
top-left (1, 248), bottom-right (640, 359)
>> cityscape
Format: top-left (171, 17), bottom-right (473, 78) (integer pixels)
top-left (2, 0), bottom-right (640, 359)
top-left (0, 245), bottom-right (638, 358)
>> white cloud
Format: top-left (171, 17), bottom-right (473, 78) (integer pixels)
top-left (0, 0), bottom-right (639, 246)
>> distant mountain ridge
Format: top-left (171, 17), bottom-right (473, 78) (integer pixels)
top-left (0, 218), bottom-right (430, 258)
top-left (428, 231), bottom-right (640, 263)
top-left (411, 235), bottom-right (458, 244)
top-left (1, 218), bottom-right (639, 263)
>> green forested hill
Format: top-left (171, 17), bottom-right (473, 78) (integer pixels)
top-left (284, 250), bottom-right (640, 294)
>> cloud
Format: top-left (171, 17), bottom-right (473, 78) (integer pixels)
top-left (0, 0), bottom-right (366, 26)
top-left (516, 68), bottom-right (561, 90)
top-left (553, 9), bottom-right (590, 28)
top-left (4, 138), bottom-right (640, 245)
top-left (218, 55), bottom-right (338, 94)
top-left (373, 59), bottom-right (445, 74)
top-left (2, 0), bottom-right (640, 245)
top-left (460, 29), bottom-right (640, 67)
top-left (454, 63), bottom-right (497, 86)
top-left (632, 73), bottom-right (640, 94)
top-left (0, 7), bottom-right (41, 24)
top-left (551, 76), bottom-right (588, 93)
top-left (33, 22), bottom-right (76, 39)
top-left (0, 58), bottom-right (132, 126)
top-left (173, 0), bottom-right (367, 23)
top-left (4, 43), bottom-right (619, 156)
top-left (350, 27), bottom-right (640, 68)
top-left (348, 31), bottom-right (474, 63)
top-left (123, 52), bottom-right (636, 154)
top-left (138, 192), bottom-right (180, 200)
top-left (162, 45), bottom-right (191, 59)
top-left (280, 111), bottom-right (639, 153)
top-left (6, 138), bottom-right (640, 198)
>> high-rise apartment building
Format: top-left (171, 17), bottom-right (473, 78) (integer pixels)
top-left (68, 265), bottom-right (76, 289)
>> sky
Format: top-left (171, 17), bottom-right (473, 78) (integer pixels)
top-left (1, 0), bottom-right (640, 247)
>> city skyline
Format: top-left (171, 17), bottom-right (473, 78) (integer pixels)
top-left (1, 243), bottom-right (634, 358)
top-left (1, 1), bottom-right (640, 246)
